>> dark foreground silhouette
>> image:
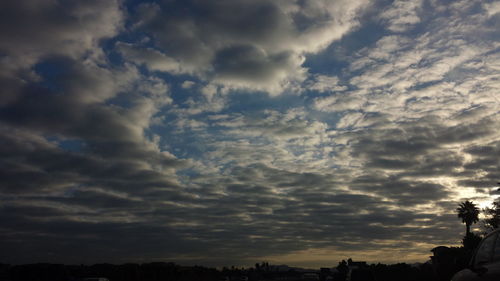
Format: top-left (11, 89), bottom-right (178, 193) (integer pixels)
top-left (0, 259), bottom-right (443, 281)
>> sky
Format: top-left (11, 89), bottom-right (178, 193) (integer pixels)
top-left (1, 0), bottom-right (500, 268)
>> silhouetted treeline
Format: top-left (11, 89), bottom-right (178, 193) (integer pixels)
top-left (0, 262), bottom-right (220, 281)
top-left (330, 259), bottom-right (438, 281)
top-left (0, 260), bottom-right (450, 281)
top-left (368, 263), bottom-right (436, 281)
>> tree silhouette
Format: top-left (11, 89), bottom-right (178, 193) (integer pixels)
top-left (336, 260), bottom-right (348, 281)
top-left (483, 200), bottom-right (500, 231)
top-left (462, 232), bottom-right (482, 251)
top-left (457, 200), bottom-right (480, 236)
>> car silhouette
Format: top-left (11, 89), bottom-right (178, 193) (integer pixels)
top-left (451, 229), bottom-right (500, 281)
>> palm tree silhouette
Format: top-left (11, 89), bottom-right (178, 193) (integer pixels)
top-left (457, 200), bottom-right (480, 236)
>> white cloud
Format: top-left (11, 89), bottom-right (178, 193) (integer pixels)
top-left (314, 91), bottom-right (366, 112)
top-left (306, 74), bottom-right (347, 93)
top-left (116, 42), bottom-right (182, 74)
top-left (181, 80), bottom-right (196, 89)
top-left (380, 0), bottom-right (422, 32)
top-left (126, 0), bottom-right (369, 95)
top-left (484, 1), bottom-right (500, 17)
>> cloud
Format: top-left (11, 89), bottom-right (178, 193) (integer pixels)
top-left (124, 0), bottom-right (368, 94)
top-left (2, 0), bottom-right (500, 267)
top-left (314, 91), bottom-right (366, 112)
top-left (379, 0), bottom-right (422, 32)
top-left (181, 80), bottom-right (196, 89)
top-left (306, 74), bottom-right (348, 93)
top-left (484, 1), bottom-right (500, 17)
top-left (0, 0), bottom-right (123, 76)
top-left (116, 42), bottom-right (182, 74)
top-left (212, 46), bottom-right (305, 95)
top-left (0, 0), bottom-right (124, 106)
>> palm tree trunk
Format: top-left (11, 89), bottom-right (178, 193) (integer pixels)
top-left (466, 223), bottom-right (470, 236)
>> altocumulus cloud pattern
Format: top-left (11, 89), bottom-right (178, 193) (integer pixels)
top-left (1, 0), bottom-right (500, 267)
